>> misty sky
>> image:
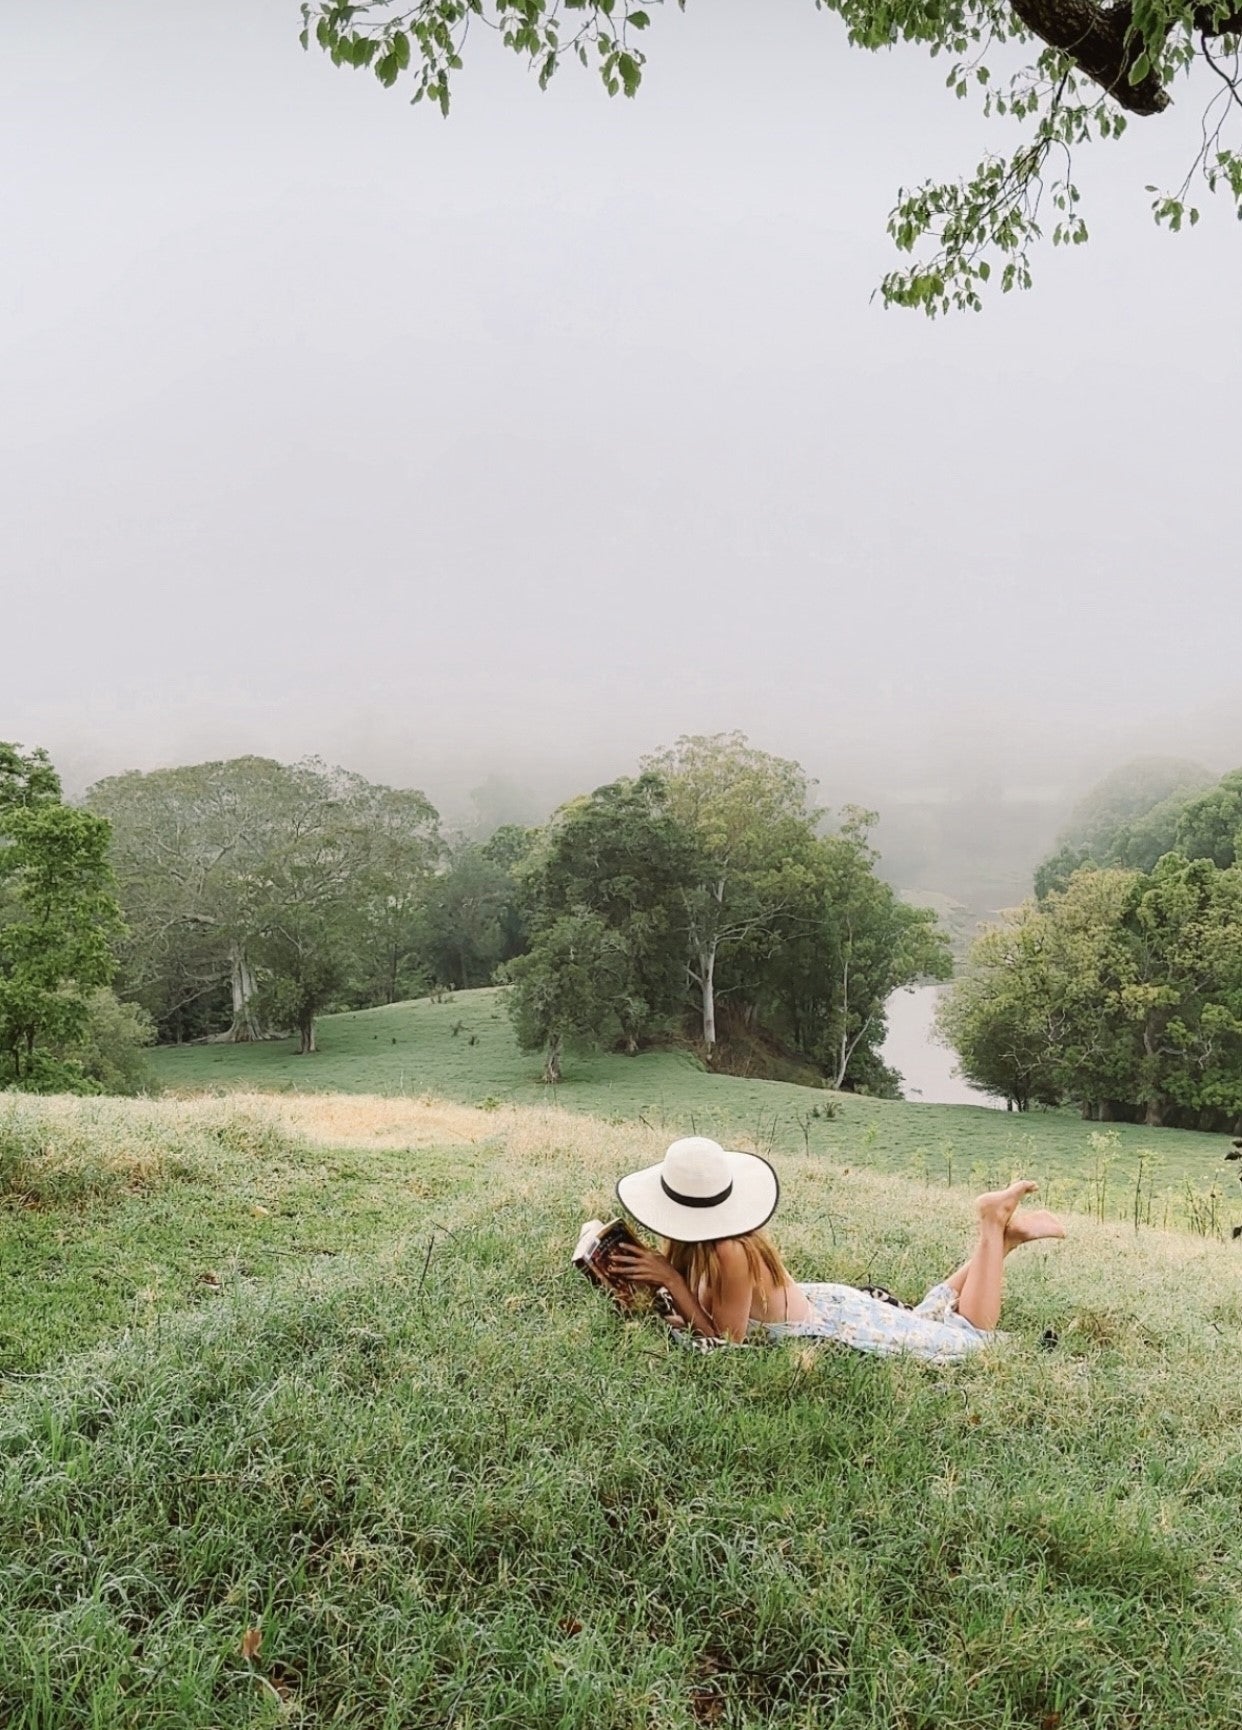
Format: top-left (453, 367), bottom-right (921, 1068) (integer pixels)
top-left (4, 0), bottom-right (1240, 820)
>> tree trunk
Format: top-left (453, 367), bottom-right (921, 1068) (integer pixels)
top-left (298, 1013), bottom-right (316, 1055)
top-left (700, 945), bottom-right (717, 1048)
top-left (543, 1033), bottom-right (562, 1085)
top-left (1080, 1101), bottom-right (1095, 1120)
top-left (226, 944), bottom-right (265, 1042)
top-left (1142, 1018), bottom-right (1166, 1128)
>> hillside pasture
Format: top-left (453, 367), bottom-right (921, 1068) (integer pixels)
top-left (3, 1090), bottom-right (1242, 1727)
top-left (147, 989), bottom-right (1242, 1232)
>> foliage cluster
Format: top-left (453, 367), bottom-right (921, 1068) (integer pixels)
top-left (86, 757), bottom-right (446, 1057)
top-left (506, 736), bottom-right (951, 1086)
top-left (301, 0), bottom-right (1242, 314)
top-left (1033, 755), bottom-right (1222, 898)
top-left (941, 849), bottom-right (1242, 1128)
top-left (0, 745), bottom-right (131, 1093)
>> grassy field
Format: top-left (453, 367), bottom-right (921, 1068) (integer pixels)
top-left (3, 1090), bottom-right (1242, 1727)
top-left (148, 989), bottom-right (1242, 1232)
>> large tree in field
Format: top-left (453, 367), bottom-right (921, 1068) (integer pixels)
top-left (303, 0), bottom-right (1242, 312)
top-left (0, 744), bottom-right (124, 1090)
top-left (942, 870), bottom-right (1138, 1110)
top-left (89, 758), bottom-right (300, 1042)
top-left (506, 909), bottom-right (631, 1082)
top-left (89, 758), bottom-right (441, 1048)
top-left (1116, 853), bottom-right (1242, 1126)
top-left (517, 773), bottom-right (699, 1053)
top-left (642, 734), bottom-right (820, 1051)
top-left (249, 764), bottom-right (440, 1053)
top-left (345, 780), bottom-right (446, 1004)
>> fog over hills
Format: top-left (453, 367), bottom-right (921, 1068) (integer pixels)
top-left (6, 1), bottom-right (1240, 915)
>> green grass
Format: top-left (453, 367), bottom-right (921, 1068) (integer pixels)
top-left (3, 1094), bottom-right (1242, 1727)
top-left (148, 989), bottom-right (1242, 1231)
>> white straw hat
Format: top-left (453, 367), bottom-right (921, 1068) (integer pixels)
top-left (616, 1136), bottom-right (780, 1244)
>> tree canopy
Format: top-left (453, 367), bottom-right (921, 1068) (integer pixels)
top-left (0, 745), bottom-right (125, 1091)
top-left (506, 746), bottom-right (950, 1088)
top-left (88, 757), bottom-right (442, 1053)
top-left (643, 733), bottom-right (820, 1051)
top-left (762, 808), bottom-right (953, 1091)
top-left (941, 852), bottom-right (1242, 1127)
top-left (302, 0), bottom-right (1242, 313)
top-left (506, 773), bottom-right (699, 1075)
top-left (1033, 758), bottom-right (1234, 897)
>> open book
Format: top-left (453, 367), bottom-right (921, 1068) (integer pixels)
top-left (573, 1218), bottom-right (677, 1318)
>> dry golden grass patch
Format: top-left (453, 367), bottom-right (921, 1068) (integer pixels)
top-left (238, 1090), bottom-right (508, 1150)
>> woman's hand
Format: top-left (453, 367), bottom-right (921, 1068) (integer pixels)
top-left (607, 1243), bottom-right (676, 1290)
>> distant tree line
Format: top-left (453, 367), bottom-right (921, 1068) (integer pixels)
top-left (507, 734), bottom-right (951, 1084)
top-left (1032, 756), bottom-right (1226, 898)
top-left (942, 759), bottom-right (1242, 1130)
top-left (1, 733), bottom-right (952, 1095)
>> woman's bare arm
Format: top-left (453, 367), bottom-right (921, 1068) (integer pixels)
top-left (706, 1239), bottom-right (756, 1343)
top-left (609, 1240), bottom-right (754, 1343)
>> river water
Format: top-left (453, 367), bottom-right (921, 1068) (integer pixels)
top-left (879, 983), bottom-right (1005, 1110)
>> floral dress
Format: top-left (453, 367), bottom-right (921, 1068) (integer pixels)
top-left (747, 1281), bottom-right (993, 1365)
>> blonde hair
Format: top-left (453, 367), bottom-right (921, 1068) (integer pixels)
top-left (662, 1227), bottom-right (791, 1317)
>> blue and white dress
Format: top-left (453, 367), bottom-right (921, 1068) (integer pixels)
top-left (746, 1281), bottom-right (993, 1365)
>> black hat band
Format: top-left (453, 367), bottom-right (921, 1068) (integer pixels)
top-left (660, 1175), bottom-right (734, 1209)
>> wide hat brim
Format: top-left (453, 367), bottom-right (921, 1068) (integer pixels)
top-left (616, 1149), bottom-right (780, 1244)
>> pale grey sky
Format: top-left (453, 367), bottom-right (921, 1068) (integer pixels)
top-left (4, 0), bottom-right (1240, 819)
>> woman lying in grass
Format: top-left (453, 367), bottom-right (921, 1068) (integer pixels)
top-left (609, 1136), bottom-right (1065, 1363)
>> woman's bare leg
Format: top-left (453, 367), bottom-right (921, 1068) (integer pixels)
top-left (944, 1203), bottom-right (1068, 1294)
top-left (946, 1180), bottom-right (1061, 1331)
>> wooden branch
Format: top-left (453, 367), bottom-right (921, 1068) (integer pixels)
top-left (1007, 0), bottom-right (1171, 114)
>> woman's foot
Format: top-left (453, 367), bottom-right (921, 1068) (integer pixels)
top-left (1004, 1207), bottom-right (1066, 1249)
top-left (975, 1179), bottom-right (1039, 1233)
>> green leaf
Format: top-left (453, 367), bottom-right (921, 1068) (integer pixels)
top-left (617, 51), bottom-right (641, 96)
